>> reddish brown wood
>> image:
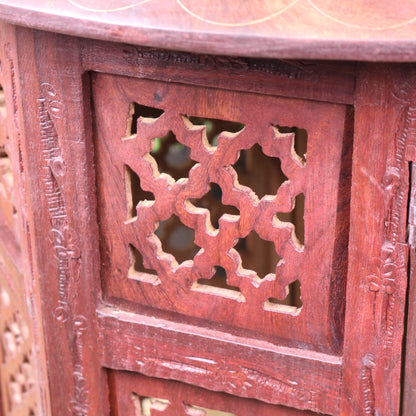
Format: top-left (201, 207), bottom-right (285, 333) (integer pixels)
top-left (341, 64), bottom-right (413, 415)
top-left (1, 1), bottom-right (416, 61)
top-left (0, 26), bottom-right (105, 416)
top-left (0, 23), bottom-right (50, 416)
top-left (80, 40), bottom-right (357, 106)
top-left (93, 71), bottom-right (351, 355)
top-left (0, 242), bottom-right (37, 416)
top-left (404, 164), bottom-right (416, 414)
top-left (0, 13), bottom-right (414, 416)
top-left (98, 305), bottom-right (342, 414)
top-left (109, 369), bottom-right (320, 415)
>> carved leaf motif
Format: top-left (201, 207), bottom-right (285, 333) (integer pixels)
top-left (367, 243), bottom-right (397, 294)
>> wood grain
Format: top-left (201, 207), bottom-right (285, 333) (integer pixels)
top-left (341, 63), bottom-right (413, 415)
top-left (108, 369), bottom-right (323, 415)
top-left (0, 22), bottom-right (413, 416)
top-left (1, 1), bottom-right (416, 61)
top-left (98, 306), bottom-right (341, 414)
top-left (93, 71), bottom-right (352, 354)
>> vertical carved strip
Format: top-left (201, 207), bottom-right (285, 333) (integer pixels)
top-left (0, 25), bottom-right (53, 416)
top-left (27, 29), bottom-right (104, 415)
top-left (403, 160), bottom-right (416, 416)
top-left (342, 64), bottom-right (412, 415)
top-left (37, 82), bottom-right (80, 323)
top-left (360, 354), bottom-right (375, 416)
top-left (37, 82), bottom-right (89, 416)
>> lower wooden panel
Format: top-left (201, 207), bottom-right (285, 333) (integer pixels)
top-left (98, 306), bottom-right (341, 415)
top-left (108, 370), bottom-right (324, 416)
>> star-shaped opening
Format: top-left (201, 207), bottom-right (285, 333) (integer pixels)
top-left (236, 230), bottom-right (281, 280)
top-left (264, 279), bottom-right (302, 315)
top-left (190, 183), bottom-right (240, 229)
top-left (155, 214), bottom-right (200, 264)
top-left (278, 125), bottom-right (307, 164)
top-left (276, 193), bottom-right (305, 247)
top-left (125, 164), bottom-right (155, 220)
top-left (193, 266), bottom-right (244, 302)
top-left (150, 131), bottom-right (196, 181)
top-left (234, 143), bottom-right (288, 199)
top-left (128, 244), bottom-right (160, 285)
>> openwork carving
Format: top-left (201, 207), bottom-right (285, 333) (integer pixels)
top-left (0, 263), bottom-right (37, 416)
top-left (94, 74), bottom-right (351, 348)
top-left (124, 106), bottom-right (304, 309)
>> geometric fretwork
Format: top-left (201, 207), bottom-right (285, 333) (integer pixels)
top-left (94, 73), bottom-right (351, 351)
top-left (122, 105), bottom-right (305, 313)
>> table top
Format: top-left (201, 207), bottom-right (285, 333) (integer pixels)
top-left (2, 0), bottom-right (416, 61)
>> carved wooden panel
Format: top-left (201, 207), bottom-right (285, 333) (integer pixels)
top-left (0, 74), bottom-right (34, 416)
top-left (0, 83), bottom-right (17, 240)
top-left (1, 24), bottom-right (412, 415)
top-left (93, 73), bottom-right (352, 354)
top-left (108, 370), bottom-right (319, 416)
top-left (0, 258), bottom-right (37, 416)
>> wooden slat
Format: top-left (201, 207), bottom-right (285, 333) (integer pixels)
top-left (0, 23), bottom-right (51, 416)
top-left (402, 165), bottom-right (416, 413)
top-left (341, 63), bottom-right (414, 415)
top-left (98, 306), bottom-right (342, 415)
top-left (81, 39), bottom-right (356, 106)
top-left (10, 27), bottom-right (106, 416)
top-left (109, 370), bottom-right (323, 416)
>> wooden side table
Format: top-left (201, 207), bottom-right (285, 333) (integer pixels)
top-left (0, 2), bottom-right (415, 415)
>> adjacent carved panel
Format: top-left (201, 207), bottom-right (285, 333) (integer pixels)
top-left (0, 83), bottom-right (18, 240)
top-left (93, 72), bottom-right (352, 353)
top-left (0, 259), bottom-right (37, 416)
top-left (0, 73), bottom-right (35, 416)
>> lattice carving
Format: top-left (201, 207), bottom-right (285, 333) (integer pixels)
top-left (124, 110), bottom-right (304, 307)
top-left (94, 74), bottom-right (351, 350)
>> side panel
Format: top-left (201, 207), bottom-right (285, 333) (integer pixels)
top-left (8, 27), bottom-right (106, 415)
top-left (0, 23), bottom-right (50, 416)
top-left (341, 64), bottom-right (413, 415)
